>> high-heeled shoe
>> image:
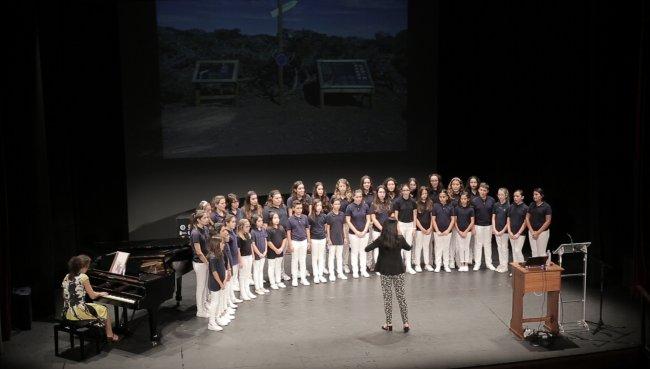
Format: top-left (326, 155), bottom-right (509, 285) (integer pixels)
top-left (403, 324), bottom-right (410, 333)
top-left (381, 324), bottom-right (393, 331)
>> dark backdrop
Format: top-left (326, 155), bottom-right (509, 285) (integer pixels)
top-left (1, 1), bottom-right (647, 341)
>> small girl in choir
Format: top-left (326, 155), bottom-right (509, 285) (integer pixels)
top-left (236, 218), bottom-right (256, 300)
top-left (243, 190), bottom-right (263, 221)
top-left (466, 176), bottom-right (481, 200)
top-left (309, 200), bottom-right (328, 283)
top-left (326, 198), bottom-right (348, 281)
top-left (251, 215), bottom-right (270, 295)
top-left (492, 188), bottom-right (510, 273)
top-left (312, 182), bottom-right (331, 214)
top-left (224, 215), bottom-right (243, 301)
top-left (392, 183), bottom-right (418, 274)
top-left (211, 195), bottom-right (227, 225)
top-left (207, 232), bottom-right (226, 331)
top-left (227, 193), bottom-right (245, 221)
top-left (266, 212), bottom-right (287, 289)
top-left (190, 210), bottom-right (211, 317)
top-left (383, 177), bottom-right (398, 203)
top-left (287, 201), bottom-right (311, 286)
top-left (360, 175), bottom-right (375, 206)
top-left (447, 177), bottom-right (463, 269)
top-left (346, 189), bottom-right (371, 278)
top-left (507, 189), bottom-right (529, 264)
top-left (287, 181), bottom-right (312, 217)
top-left (432, 190), bottom-right (455, 272)
top-left (370, 185), bottom-right (392, 275)
top-left (453, 192), bottom-right (475, 272)
top-left (526, 188), bottom-right (552, 257)
top-left (332, 178), bottom-right (352, 273)
top-left (414, 186), bottom-right (434, 272)
top-left (215, 223), bottom-right (236, 325)
top-left (408, 177), bottom-right (419, 198)
top-left (263, 190), bottom-right (291, 282)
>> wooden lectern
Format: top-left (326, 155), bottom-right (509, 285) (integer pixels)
top-left (510, 261), bottom-right (564, 339)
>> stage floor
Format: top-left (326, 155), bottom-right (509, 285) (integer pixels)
top-left (2, 255), bottom-right (641, 369)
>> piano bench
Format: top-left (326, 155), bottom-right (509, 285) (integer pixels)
top-left (54, 320), bottom-right (106, 360)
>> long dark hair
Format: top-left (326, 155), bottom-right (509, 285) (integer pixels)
top-left (67, 254), bottom-right (91, 279)
top-left (372, 185), bottom-right (391, 213)
top-left (416, 186), bottom-right (433, 212)
top-left (376, 218), bottom-right (400, 249)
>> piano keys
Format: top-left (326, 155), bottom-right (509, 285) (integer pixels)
top-left (87, 238), bottom-right (192, 345)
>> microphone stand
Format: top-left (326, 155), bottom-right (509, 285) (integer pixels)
top-left (585, 254), bottom-right (625, 336)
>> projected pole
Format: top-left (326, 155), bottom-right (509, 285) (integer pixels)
top-left (271, 0), bottom-right (297, 105)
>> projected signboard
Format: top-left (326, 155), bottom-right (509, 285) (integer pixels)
top-left (316, 59), bottom-right (374, 107)
top-left (192, 60), bottom-right (239, 105)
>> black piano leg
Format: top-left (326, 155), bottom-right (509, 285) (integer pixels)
top-left (113, 306), bottom-right (121, 330)
top-left (175, 275), bottom-right (183, 307)
top-left (147, 308), bottom-right (160, 346)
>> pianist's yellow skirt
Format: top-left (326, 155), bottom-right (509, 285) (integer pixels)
top-left (64, 303), bottom-right (108, 321)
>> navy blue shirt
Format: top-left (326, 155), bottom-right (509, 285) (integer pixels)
top-left (392, 196), bottom-right (417, 223)
top-left (228, 208), bottom-right (245, 222)
top-left (528, 202), bottom-right (552, 231)
top-left (331, 197), bottom-right (350, 214)
top-left (208, 254), bottom-right (225, 292)
top-left (416, 203), bottom-right (433, 230)
top-left (308, 213), bottom-right (327, 240)
top-left (326, 211), bottom-right (346, 244)
top-left (190, 227), bottom-right (209, 263)
top-left (287, 214), bottom-right (310, 241)
top-left (363, 191), bottom-right (375, 207)
top-left (227, 229), bottom-right (239, 265)
top-left (211, 211), bottom-right (225, 226)
top-left (454, 206), bottom-right (475, 232)
top-left (492, 202), bottom-right (509, 231)
top-left (428, 188), bottom-right (441, 204)
top-left (472, 196), bottom-right (496, 226)
top-left (263, 204), bottom-right (289, 228)
top-left (266, 226), bottom-right (286, 259)
top-left (370, 203), bottom-right (391, 232)
top-left (507, 202), bottom-right (529, 233)
top-left (345, 201), bottom-right (370, 234)
top-left (432, 203), bottom-right (453, 232)
top-left (286, 195), bottom-right (312, 213)
top-left (251, 227), bottom-right (267, 259)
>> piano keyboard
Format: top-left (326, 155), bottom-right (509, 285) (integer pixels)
top-left (103, 294), bottom-right (136, 304)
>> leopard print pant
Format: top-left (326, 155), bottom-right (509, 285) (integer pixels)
top-left (380, 273), bottom-right (408, 325)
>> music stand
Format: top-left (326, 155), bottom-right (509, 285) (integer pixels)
top-left (553, 242), bottom-right (591, 332)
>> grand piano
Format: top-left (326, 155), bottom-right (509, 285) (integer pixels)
top-left (87, 238), bottom-right (192, 345)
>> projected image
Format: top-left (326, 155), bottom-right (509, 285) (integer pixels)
top-left (157, 0), bottom-right (408, 158)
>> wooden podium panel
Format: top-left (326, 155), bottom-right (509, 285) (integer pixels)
top-left (510, 262), bottom-right (564, 339)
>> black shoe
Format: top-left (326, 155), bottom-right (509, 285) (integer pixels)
top-left (403, 324), bottom-right (410, 333)
top-left (381, 324), bottom-right (393, 331)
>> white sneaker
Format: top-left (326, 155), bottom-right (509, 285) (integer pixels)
top-left (449, 262), bottom-right (456, 269)
top-left (338, 273), bottom-right (348, 280)
top-left (301, 280), bottom-right (310, 286)
top-left (217, 317), bottom-right (229, 326)
top-left (415, 265), bottom-right (423, 272)
top-left (248, 292), bottom-right (257, 299)
top-left (344, 266), bottom-right (351, 274)
top-left (473, 265), bottom-right (481, 271)
top-left (319, 276), bottom-right (327, 283)
top-left (433, 266), bottom-right (441, 273)
top-left (228, 303), bottom-right (238, 309)
top-left (249, 280), bottom-right (255, 286)
top-left (227, 308), bottom-right (236, 315)
top-left (196, 312), bottom-right (210, 318)
top-left (208, 322), bottom-right (223, 331)
top-left (487, 264), bottom-right (497, 271)
top-left (292, 280), bottom-right (298, 287)
top-left (375, 271), bottom-right (381, 276)
top-left (255, 289), bottom-right (265, 295)
top-left (361, 271), bottom-right (370, 278)
top-left (241, 295), bottom-right (251, 301)
top-left (444, 266), bottom-right (451, 273)
top-left (232, 285), bottom-right (240, 292)
top-left (233, 298), bottom-right (243, 303)
top-left (263, 288), bottom-right (270, 293)
top-left (271, 284), bottom-right (279, 290)
top-left (407, 268), bottom-right (417, 275)
top-left (329, 275), bottom-right (336, 282)
top-left (278, 282), bottom-right (287, 288)
top-left (282, 273), bottom-right (291, 281)
top-left (425, 265), bottom-right (434, 272)
top-left (314, 278), bottom-right (320, 284)
top-left (352, 273), bottom-right (359, 279)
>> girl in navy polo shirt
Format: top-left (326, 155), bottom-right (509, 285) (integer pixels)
top-left (227, 193), bottom-right (245, 221)
top-left (507, 189), bottom-right (529, 263)
top-left (191, 210), bottom-right (211, 318)
top-left (287, 201), bottom-right (311, 287)
top-left (215, 223), bottom-right (236, 324)
top-left (360, 175), bottom-right (375, 271)
top-left (432, 190), bottom-right (455, 272)
top-left (414, 186), bottom-right (434, 272)
top-left (370, 185), bottom-right (392, 275)
top-left (251, 215), bottom-right (269, 295)
top-left (211, 195), bottom-right (227, 225)
top-left (309, 200), bottom-right (328, 283)
top-left (393, 183), bottom-right (418, 274)
top-left (453, 192), bottom-right (475, 272)
top-left (492, 188), bottom-right (510, 273)
top-left (408, 178), bottom-right (419, 198)
top-left (266, 212), bottom-right (287, 289)
top-left (263, 190), bottom-right (291, 282)
top-left (236, 218), bottom-right (256, 300)
top-left (471, 183), bottom-right (496, 271)
top-left (383, 177), bottom-right (398, 203)
top-left (428, 173), bottom-right (443, 203)
top-left (326, 198), bottom-right (348, 281)
top-left (346, 189), bottom-right (371, 278)
top-left (526, 188), bottom-right (552, 257)
top-left (466, 176), bottom-right (480, 200)
top-left (287, 181), bottom-right (312, 217)
top-left (312, 182), bottom-right (331, 214)
top-left (224, 215), bottom-right (243, 302)
top-left (243, 191), bottom-right (263, 221)
top-left (447, 177), bottom-right (463, 269)
top-left (332, 178), bottom-right (352, 273)
top-left (207, 233), bottom-right (226, 331)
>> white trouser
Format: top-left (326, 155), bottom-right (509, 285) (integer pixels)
top-left (414, 231), bottom-right (432, 267)
top-left (457, 231), bottom-right (471, 263)
top-left (239, 255), bottom-right (253, 296)
top-left (267, 256), bottom-right (283, 286)
top-left (429, 233), bottom-right (435, 265)
top-left (398, 221), bottom-right (415, 270)
top-left (349, 232), bottom-right (369, 275)
top-left (328, 245), bottom-right (344, 275)
top-left (343, 241), bottom-right (350, 269)
top-left (291, 239), bottom-right (308, 282)
top-left (192, 261), bottom-right (209, 315)
top-left (529, 229), bottom-right (550, 257)
top-left (434, 233), bottom-right (452, 268)
top-left (222, 280), bottom-right (230, 313)
top-left (474, 225), bottom-right (493, 267)
top-left (449, 229), bottom-right (458, 267)
top-left (509, 235), bottom-right (526, 263)
top-left (495, 232), bottom-right (510, 268)
top-left (311, 239), bottom-right (327, 278)
top-left (253, 257), bottom-right (266, 290)
top-left (231, 263), bottom-right (240, 291)
top-left (208, 289), bottom-right (224, 326)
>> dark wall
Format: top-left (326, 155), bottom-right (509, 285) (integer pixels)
top-left (437, 0), bottom-right (646, 285)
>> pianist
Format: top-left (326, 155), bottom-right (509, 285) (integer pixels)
top-left (62, 255), bottom-right (120, 342)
